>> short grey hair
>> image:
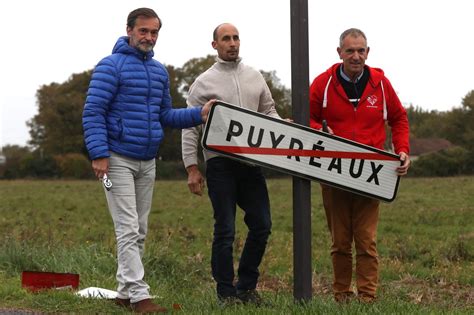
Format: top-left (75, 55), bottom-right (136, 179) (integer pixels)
top-left (339, 28), bottom-right (367, 48)
top-left (127, 7), bottom-right (162, 30)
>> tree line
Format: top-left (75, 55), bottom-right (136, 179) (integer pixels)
top-left (1, 55), bottom-right (473, 178)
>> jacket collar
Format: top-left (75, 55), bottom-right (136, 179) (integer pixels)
top-left (216, 56), bottom-right (242, 67)
top-left (329, 63), bottom-right (384, 87)
top-left (112, 36), bottom-right (154, 60)
top-left (339, 65), bottom-right (365, 83)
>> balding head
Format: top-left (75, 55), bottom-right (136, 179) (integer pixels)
top-left (213, 23), bottom-right (238, 41)
top-left (212, 23), bottom-right (240, 61)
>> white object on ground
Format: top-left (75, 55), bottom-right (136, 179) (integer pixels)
top-left (76, 287), bottom-right (118, 299)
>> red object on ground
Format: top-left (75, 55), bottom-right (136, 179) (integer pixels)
top-left (21, 271), bottom-right (79, 292)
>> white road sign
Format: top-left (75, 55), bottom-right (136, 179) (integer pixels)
top-left (202, 101), bottom-right (402, 202)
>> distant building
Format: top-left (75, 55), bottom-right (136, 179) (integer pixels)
top-left (409, 138), bottom-right (454, 161)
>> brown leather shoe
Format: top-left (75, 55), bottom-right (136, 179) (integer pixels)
top-left (131, 299), bottom-right (168, 313)
top-left (114, 297), bottom-right (131, 308)
top-left (334, 292), bottom-right (355, 303)
top-left (357, 293), bottom-right (376, 303)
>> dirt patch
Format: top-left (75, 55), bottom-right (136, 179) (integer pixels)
top-left (259, 274), bottom-right (473, 309)
top-left (390, 276), bottom-right (474, 308)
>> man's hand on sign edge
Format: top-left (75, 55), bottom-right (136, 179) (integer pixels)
top-left (396, 152), bottom-right (410, 176)
top-left (200, 99), bottom-right (217, 123)
top-left (319, 125), bottom-right (334, 135)
top-left (186, 165), bottom-right (205, 196)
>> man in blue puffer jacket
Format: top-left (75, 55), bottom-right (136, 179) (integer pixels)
top-left (82, 7), bottom-right (214, 313)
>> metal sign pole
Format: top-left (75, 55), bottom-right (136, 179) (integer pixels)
top-left (290, 0), bottom-right (312, 301)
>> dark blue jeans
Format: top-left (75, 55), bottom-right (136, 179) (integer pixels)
top-left (206, 157), bottom-right (272, 298)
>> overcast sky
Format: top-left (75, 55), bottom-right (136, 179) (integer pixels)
top-left (1, 0), bottom-right (473, 147)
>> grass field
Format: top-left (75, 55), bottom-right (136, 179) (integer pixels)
top-left (0, 176), bottom-right (473, 314)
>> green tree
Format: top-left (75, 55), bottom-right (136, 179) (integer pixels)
top-left (406, 105), bottom-right (445, 138)
top-left (260, 70), bottom-right (292, 118)
top-left (166, 64), bottom-right (186, 107)
top-left (432, 90), bottom-right (474, 151)
top-left (157, 56), bottom-right (215, 161)
top-left (0, 145), bottom-right (31, 178)
top-left (177, 55), bottom-right (216, 95)
top-left (459, 90), bottom-right (474, 172)
top-left (28, 71), bottom-right (91, 155)
top-left (460, 90), bottom-right (474, 149)
top-left (0, 145), bottom-right (57, 179)
top-left (157, 65), bottom-right (189, 161)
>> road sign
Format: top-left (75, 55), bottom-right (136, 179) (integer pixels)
top-left (202, 101), bottom-right (402, 202)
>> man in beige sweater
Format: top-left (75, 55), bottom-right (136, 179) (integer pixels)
top-left (182, 23), bottom-right (281, 306)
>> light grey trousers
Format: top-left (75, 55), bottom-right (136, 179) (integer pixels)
top-left (104, 152), bottom-right (156, 303)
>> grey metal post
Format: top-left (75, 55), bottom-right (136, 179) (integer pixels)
top-left (290, 0), bottom-right (312, 301)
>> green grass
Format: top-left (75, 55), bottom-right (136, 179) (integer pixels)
top-left (0, 177), bottom-right (473, 314)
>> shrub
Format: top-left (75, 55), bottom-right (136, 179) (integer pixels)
top-left (410, 147), bottom-right (470, 176)
top-left (22, 154), bottom-right (58, 178)
top-left (54, 153), bottom-right (93, 179)
top-left (156, 160), bottom-right (188, 179)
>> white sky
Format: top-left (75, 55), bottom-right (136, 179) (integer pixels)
top-left (1, 0), bottom-right (473, 147)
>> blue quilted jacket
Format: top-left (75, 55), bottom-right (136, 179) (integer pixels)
top-left (82, 36), bottom-right (202, 160)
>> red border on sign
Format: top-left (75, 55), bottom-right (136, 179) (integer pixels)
top-left (206, 145), bottom-right (399, 161)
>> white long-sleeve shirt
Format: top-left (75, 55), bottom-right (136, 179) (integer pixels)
top-left (182, 57), bottom-right (281, 168)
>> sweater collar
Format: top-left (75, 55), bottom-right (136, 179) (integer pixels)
top-left (339, 65), bottom-right (365, 83)
top-left (216, 56), bottom-right (242, 67)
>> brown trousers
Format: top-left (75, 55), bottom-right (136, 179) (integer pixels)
top-left (321, 184), bottom-right (380, 298)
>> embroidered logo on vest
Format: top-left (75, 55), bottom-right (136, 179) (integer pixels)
top-left (367, 95), bottom-right (378, 108)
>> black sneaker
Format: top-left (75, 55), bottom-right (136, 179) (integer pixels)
top-left (217, 295), bottom-right (243, 308)
top-left (236, 289), bottom-right (265, 306)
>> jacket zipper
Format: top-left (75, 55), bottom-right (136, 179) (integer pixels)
top-left (144, 55), bottom-right (152, 155)
top-left (233, 66), bottom-right (242, 106)
top-left (352, 103), bottom-right (358, 140)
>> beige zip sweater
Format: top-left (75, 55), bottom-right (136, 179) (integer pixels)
top-left (182, 57), bottom-right (281, 168)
